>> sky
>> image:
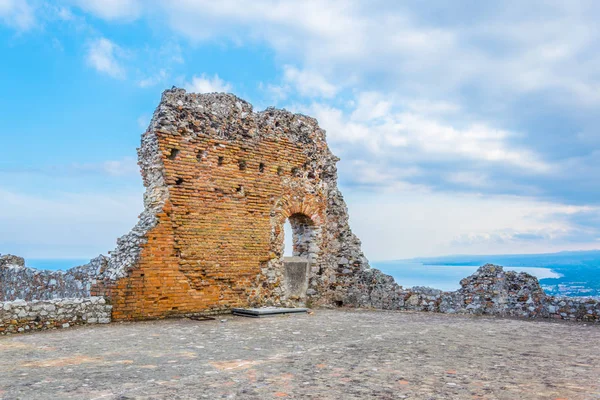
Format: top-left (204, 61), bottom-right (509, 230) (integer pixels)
top-left (1, 0), bottom-right (600, 261)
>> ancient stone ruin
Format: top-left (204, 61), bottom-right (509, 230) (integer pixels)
top-left (2, 89), bottom-right (372, 323)
top-left (1, 88), bottom-right (599, 334)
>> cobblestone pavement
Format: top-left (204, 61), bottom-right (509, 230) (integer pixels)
top-left (0, 309), bottom-right (599, 399)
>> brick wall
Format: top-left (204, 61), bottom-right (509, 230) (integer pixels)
top-left (104, 92), bottom-right (343, 320)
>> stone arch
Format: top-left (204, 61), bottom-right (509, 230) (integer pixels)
top-left (253, 194), bottom-right (326, 307)
top-left (269, 194), bottom-right (326, 261)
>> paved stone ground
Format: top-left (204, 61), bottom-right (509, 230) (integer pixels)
top-left (0, 310), bottom-right (599, 400)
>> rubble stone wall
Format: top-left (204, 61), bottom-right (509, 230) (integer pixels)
top-left (0, 297), bottom-right (111, 335)
top-left (345, 264), bottom-right (600, 322)
top-left (0, 255), bottom-right (109, 301)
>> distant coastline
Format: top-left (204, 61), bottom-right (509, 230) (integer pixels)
top-left (374, 250), bottom-right (600, 298)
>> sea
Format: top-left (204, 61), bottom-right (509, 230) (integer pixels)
top-left (24, 250), bottom-right (600, 299)
top-left (26, 259), bottom-right (91, 271)
top-left (374, 250), bottom-right (600, 298)
top-left (371, 262), bottom-right (560, 291)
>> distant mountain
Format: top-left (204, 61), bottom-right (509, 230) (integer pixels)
top-left (409, 250), bottom-right (600, 267)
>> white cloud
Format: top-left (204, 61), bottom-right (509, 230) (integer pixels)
top-left (70, 157), bottom-right (138, 177)
top-left (344, 160), bottom-right (424, 191)
top-left (401, 99), bottom-right (461, 116)
top-left (446, 171), bottom-right (490, 188)
top-left (158, 42), bottom-right (184, 64)
top-left (70, 0), bottom-right (140, 21)
top-left (184, 74), bottom-right (232, 93)
top-left (260, 82), bottom-right (289, 102)
top-left (302, 103), bottom-right (379, 147)
top-left (86, 38), bottom-right (126, 79)
top-left (0, 0), bottom-right (35, 31)
top-left (346, 188), bottom-right (600, 259)
top-left (282, 65), bottom-right (338, 98)
top-left (350, 92), bottom-right (392, 121)
top-left (55, 6), bottom-right (74, 21)
top-left (301, 93), bottom-right (550, 173)
top-left (138, 69), bottom-right (168, 88)
top-left (69, 1), bottom-right (600, 111)
top-left (141, 1), bottom-right (600, 109)
top-left (99, 158), bottom-right (138, 177)
top-left (397, 114), bottom-right (549, 172)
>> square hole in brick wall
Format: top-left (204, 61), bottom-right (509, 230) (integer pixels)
top-left (168, 148), bottom-right (180, 160)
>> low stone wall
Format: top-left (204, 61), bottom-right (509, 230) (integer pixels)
top-left (346, 264), bottom-right (600, 322)
top-left (0, 254), bottom-right (108, 301)
top-left (0, 297), bottom-right (111, 335)
top-left (2, 249), bottom-right (598, 329)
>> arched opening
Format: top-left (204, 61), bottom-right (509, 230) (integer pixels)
top-left (284, 213), bottom-right (319, 263)
top-left (280, 213), bottom-right (320, 302)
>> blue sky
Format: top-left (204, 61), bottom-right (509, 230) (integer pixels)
top-left (1, 0), bottom-right (600, 260)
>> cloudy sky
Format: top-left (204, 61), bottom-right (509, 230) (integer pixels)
top-left (1, 0), bottom-right (600, 260)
